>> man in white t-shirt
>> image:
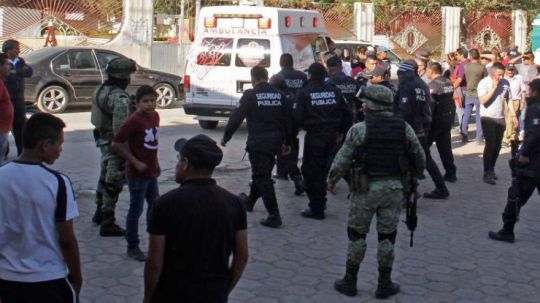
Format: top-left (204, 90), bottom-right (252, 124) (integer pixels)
top-left (0, 113), bottom-right (82, 303)
top-left (477, 62), bottom-right (510, 185)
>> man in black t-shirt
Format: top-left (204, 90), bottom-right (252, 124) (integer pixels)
top-left (144, 135), bottom-right (248, 303)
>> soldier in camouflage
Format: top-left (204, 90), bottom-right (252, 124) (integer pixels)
top-left (90, 57), bottom-right (136, 237)
top-left (327, 85), bottom-right (425, 299)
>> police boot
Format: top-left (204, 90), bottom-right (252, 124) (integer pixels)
top-left (260, 214), bottom-right (282, 228)
top-left (92, 205), bottom-right (103, 225)
top-left (334, 261), bottom-right (359, 296)
top-left (292, 176), bottom-right (305, 196)
top-left (99, 212), bottom-right (126, 237)
top-left (423, 186), bottom-right (449, 199)
top-left (488, 223), bottom-right (515, 243)
top-left (375, 267), bottom-right (400, 299)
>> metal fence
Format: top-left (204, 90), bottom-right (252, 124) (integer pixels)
top-left (461, 10), bottom-right (514, 51)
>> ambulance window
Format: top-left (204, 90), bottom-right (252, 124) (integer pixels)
top-left (235, 39), bottom-right (271, 68)
top-left (196, 38), bottom-right (233, 66)
top-left (311, 36), bottom-right (329, 54)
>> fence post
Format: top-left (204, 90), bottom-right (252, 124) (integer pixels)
top-left (512, 10), bottom-right (528, 53)
top-left (441, 6), bottom-right (461, 55)
top-left (354, 2), bottom-right (374, 42)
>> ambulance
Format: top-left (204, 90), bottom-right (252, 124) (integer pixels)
top-left (183, 5), bottom-right (329, 129)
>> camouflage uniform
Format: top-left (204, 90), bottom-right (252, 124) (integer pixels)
top-left (328, 85), bottom-right (425, 299)
top-left (91, 58), bottom-right (136, 228)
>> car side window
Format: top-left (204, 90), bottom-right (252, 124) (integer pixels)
top-left (95, 51), bottom-right (121, 69)
top-left (387, 51), bottom-right (401, 64)
top-left (52, 53), bottom-right (70, 70)
top-left (68, 50), bottom-right (97, 70)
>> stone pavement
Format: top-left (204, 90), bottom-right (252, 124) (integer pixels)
top-left (15, 109), bottom-right (540, 303)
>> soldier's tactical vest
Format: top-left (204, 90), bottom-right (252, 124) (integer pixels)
top-left (363, 115), bottom-right (407, 176)
top-left (91, 84), bottom-right (114, 132)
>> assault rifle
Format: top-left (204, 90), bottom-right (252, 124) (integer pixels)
top-left (404, 177), bottom-right (419, 247)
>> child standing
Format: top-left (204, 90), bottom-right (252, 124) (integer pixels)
top-left (112, 85), bottom-right (160, 261)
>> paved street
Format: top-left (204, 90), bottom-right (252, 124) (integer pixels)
top-left (7, 108), bottom-right (540, 303)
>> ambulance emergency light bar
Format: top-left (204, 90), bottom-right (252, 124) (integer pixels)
top-left (204, 14), bottom-right (320, 29)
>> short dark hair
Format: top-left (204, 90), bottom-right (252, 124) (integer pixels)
top-left (23, 113), bottom-right (66, 149)
top-left (2, 39), bottom-right (18, 53)
top-left (456, 47), bottom-right (468, 58)
top-left (492, 62), bottom-right (506, 72)
top-left (429, 62), bottom-right (443, 75)
top-left (135, 85), bottom-right (157, 103)
top-left (280, 53), bottom-right (293, 68)
top-left (469, 48), bottom-right (480, 60)
top-left (0, 53), bottom-right (8, 65)
top-left (366, 54), bottom-right (378, 62)
top-left (529, 79), bottom-right (540, 95)
top-left (251, 66), bottom-right (268, 82)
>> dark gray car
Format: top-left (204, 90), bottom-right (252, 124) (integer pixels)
top-left (24, 46), bottom-right (184, 113)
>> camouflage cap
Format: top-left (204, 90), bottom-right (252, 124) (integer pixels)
top-left (361, 85), bottom-right (394, 111)
top-left (105, 58), bottom-right (136, 79)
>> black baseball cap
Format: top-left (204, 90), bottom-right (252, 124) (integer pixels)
top-left (174, 134), bottom-right (223, 168)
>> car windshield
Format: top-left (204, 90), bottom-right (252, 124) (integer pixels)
top-left (24, 48), bottom-right (63, 64)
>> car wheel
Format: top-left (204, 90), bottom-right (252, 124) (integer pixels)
top-left (37, 85), bottom-right (70, 113)
top-left (198, 120), bottom-right (219, 129)
top-left (154, 83), bottom-right (176, 108)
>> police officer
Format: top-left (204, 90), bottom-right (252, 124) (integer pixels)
top-left (489, 79), bottom-right (540, 243)
top-left (293, 62), bottom-right (353, 219)
top-left (91, 57), bottom-right (136, 236)
top-left (273, 54), bottom-right (307, 196)
top-left (427, 62), bottom-right (457, 183)
top-left (397, 59), bottom-right (449, 199)
top-left (370, 65), bottom-right (398, 95)
top-left (328, 85), bottom-right (425, 299)
top-left (222, 66), bottom-right (291, 228)
top-left (326, 56), bottom-right (358, 109)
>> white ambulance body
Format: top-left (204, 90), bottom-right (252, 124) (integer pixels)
top-left (183, 5), bottom-right (329, 129)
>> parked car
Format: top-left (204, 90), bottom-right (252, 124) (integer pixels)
top-left (333, 40), bottom-right (402, 80)
top-left (23, 46), bottom-right (184, 113)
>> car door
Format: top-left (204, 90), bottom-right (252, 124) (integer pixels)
top-left (56, 49), bottom-right (102, 100)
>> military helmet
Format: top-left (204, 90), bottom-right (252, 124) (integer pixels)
top-left (105, 58), bottom-right (136, 79)
top-left (360, 85), bottom-right (394, 111)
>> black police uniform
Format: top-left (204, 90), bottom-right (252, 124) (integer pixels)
top-left (496, 95), bottom-right (540, 236)
top-left (428, 75), bottom-right (457, 181)
top-left (223, 82), bottom-right (290, 224)
top-left (397, 70), bottom-right (448, 195)
top-left (294, 77), bottom-right (353, 217)
top-left (274, 67), bottom-right (307, 181)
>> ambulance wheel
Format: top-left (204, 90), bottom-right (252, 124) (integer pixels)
top-left (198, 120), bottom-right (218, 129)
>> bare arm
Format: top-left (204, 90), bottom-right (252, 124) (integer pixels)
top-left (479, 80), bottom-right (499, 105)
top-left (229, 229), bottom-right (248, 292)
top-left (144, 234), bottom-right (166, 303)
top-left (56, 220), bottom-right (82, 295)
top-left (509, 55), bottom-right (524, 65)
top-left (453, 77), bottom-right (463, 89)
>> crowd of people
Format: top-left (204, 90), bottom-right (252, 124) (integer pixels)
top-left (1, 36), bottom-right (540, 303)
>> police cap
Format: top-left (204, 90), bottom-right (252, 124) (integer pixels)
top-left (360, 85), bottom-right (394, 111)
top-left (174, 134), bottom-right (223, 168)
top-left (308, 62), bottom-right (326, 81)
top-left (105, 58), bottom-right (136, 79)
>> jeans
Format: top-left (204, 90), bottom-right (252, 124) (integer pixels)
top-left (461, 96), bottom-right (483, 140)
top-left (481, 117), bottom-right (505, 173)
top-left (126, 176), bottom-right (159, 249)
top-left (0, 133), bottom-right (8, 165)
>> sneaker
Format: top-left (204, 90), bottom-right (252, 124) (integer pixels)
top-left (272, 173), bottom-right (289, 180)
top-left (375, 282), bottom-right (400, 299)
top-left (100, 223), bottom-right (126, 237)
top-left (443, 174), bottom-right (457, 183)
top-left (293, 178), bottom-right (305, 196)
top-left (260, 215), bottom-right (282, 228)
top-left (300, 209), bottom-right (325, 220)
top-left (334, 278), bottom-right (357, 297)
top-left (483, 173), bottom-right (496, 185)
top-left (127, 247), bottom-right (147, 262)
top-left (423, 188), bottom-right (449, 199)
top-left (238, 193), bottom-right (254, 212)
top-left (488, 229), bottom-right (515, 243)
